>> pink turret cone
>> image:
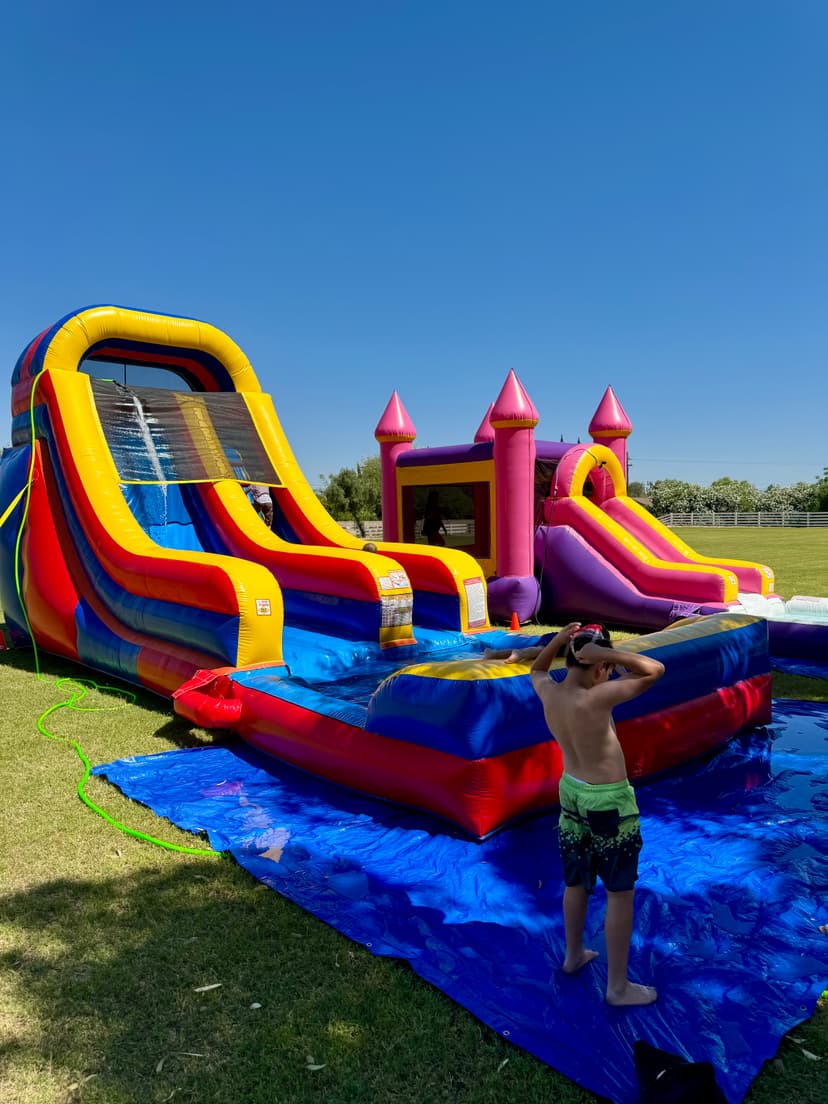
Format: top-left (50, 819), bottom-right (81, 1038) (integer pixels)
top-left (473, 403), bottom-right (495, 443)
top-left (588, 386), bottom-right (632, 478)
top-left (490, 370), bottom-right (540, 430)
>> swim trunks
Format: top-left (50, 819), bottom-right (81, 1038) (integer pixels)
top-left (557, 772), bottom-right (642, 894)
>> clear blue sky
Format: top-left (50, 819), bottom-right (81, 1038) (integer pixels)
top-left (2, 2), bottom-right (826, 490)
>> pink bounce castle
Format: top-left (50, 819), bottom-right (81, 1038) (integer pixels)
top-left (375, 371), bottom-right (776, 628)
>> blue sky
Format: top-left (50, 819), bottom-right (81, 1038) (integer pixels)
top-left (2, 2), bottom-right (825, 490)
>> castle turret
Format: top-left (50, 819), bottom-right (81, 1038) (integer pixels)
top-left (588, 385), bottom-right (632, 480)
top-left (487, 370), bottom-right (541, 622)
top-left (374, 391), bottom-right (416, 541)
top-left (473, 403), bottom-right (495, 444)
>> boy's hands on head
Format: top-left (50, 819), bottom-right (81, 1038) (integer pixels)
top-left (530, 622), bottom-right (582, 676)
top-left (567, 622), bottom-right (613, 666)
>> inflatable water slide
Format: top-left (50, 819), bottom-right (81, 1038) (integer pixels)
top-left (535, 440), bottom-right (776, 630)
top-left (0, 307), bottom-right (771, 836)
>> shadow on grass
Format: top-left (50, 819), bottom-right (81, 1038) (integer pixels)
top-left (0, 641), bottom-right (160, 708)
top-left (0, 862), bottom-right (578, 1104)
top-left (151, 716), bottom-right (227, 749)
top-left (0, 640), bottom-right (227, 752)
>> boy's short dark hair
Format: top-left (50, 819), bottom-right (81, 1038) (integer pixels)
top-left (566, 623), bottom-right (613, 667)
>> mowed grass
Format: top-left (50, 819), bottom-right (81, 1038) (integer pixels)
top-left (671, 526), bottom-right (827, 600)
top-left (1, 527), bottom-right (827, 1103)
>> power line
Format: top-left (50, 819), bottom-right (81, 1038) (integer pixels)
top-left (632, 457), bottom-right (820, 468)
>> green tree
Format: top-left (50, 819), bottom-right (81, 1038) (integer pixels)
top-left (700, 477), bottom-right (757, 512)
top-left (756, 484), bottom-right (794, 511)
top-left (317, 455), bottom-right (382, 536)
top-left (627, 480), bottom-right (646, 498)
top-left (649, 479), bottom-right (705, 515)
top-left (815, 468), bottom-right (828, 511)
top-left (787, 480), bottom-right (819, 511)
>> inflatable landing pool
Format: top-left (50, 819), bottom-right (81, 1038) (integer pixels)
top-left (174, 612), bottom-right (772, 838)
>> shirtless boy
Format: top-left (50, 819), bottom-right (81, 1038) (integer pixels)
top-left (529, 622), bottom-right (665, 1006)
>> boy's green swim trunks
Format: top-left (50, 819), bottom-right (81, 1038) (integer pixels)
top-left (557, 773), bottom-right (642, 894)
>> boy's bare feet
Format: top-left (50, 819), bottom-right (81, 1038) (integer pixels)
top-left (562, 948), bottom-right (599, 974)
top-left (606, 981), bottom-right (658, 1006)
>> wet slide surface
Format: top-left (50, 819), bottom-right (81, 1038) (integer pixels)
top-left (95, 700), bottom-right (828, 1104)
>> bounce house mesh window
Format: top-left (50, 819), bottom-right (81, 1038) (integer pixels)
top-left (534, 458), bottom-right (594, 523)
top-left (90, 380), bottom-right (280, 486)
top-left (402, 483), bottom-right (490, 557)
top-left (534, 460), bottom-right (558, 524)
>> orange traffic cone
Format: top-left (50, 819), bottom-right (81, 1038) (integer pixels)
top-left (510, 612), bottom-right (521, 631)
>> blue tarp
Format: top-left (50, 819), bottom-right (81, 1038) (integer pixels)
top-left (93, 701), bottom-right (828, 1104)
top-left (771, 656), bottom-right (828, 682)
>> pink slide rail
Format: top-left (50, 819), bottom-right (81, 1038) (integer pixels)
top-left (601, 497), bottom-right (774, 594)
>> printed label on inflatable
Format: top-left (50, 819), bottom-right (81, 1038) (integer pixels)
top-left (380, 595), bottom-right (413, 627)
top-left (256, 599), bottom-right (272, 616)
top-left (386, 570), bottom-right (410, 589)
top-left (464, 579), bottom-right (487, 627)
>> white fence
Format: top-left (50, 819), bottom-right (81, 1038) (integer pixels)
top-left (340, 513), bottom-right (828, 536)
top-left (337, 520), bottom-right (385, 539)
top-left (658, 511), bottom-right (828, 528)
top-left (337, 520), bottom-right (475, 539)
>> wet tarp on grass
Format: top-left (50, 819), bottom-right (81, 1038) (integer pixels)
top-left (771, 656), bottom-right (828, 682)
top-left (93, 701), bottom-right (828, 1104)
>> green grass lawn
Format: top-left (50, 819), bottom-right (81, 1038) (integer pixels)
top-left (670, 526), bottom-right (828, 600)
top-left (1, 526), bottom-right (827, 1103)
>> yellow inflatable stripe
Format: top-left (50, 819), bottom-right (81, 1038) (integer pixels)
top-left (383, 657), bottom-right (564, 682)
top-left (621, 498), bottom-right (775, 594)
top-left (576, 497), bottom-right (739, 599)
top-left (386, 612), bottom-right (763, 681)
top-left (0, 488), bottom-right (25, 530)
top-left (41, 306), bottom-right (262, 394)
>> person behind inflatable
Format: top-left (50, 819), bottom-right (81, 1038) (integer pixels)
top-left (530, 622), bottom-right (665, 1007)
top-left (246, 484), bottom-right (273, 528)
top-left (421, 490), bottom-right (447, 546)
top-left (483, 632), bottom-right (557, 663)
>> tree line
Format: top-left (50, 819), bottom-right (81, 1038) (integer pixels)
top-left (631, 471), bottom-right (828, 515)
top-left (317, 458), bottom-right (828, 533)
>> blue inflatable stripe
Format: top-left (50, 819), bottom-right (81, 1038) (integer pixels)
top-left (123, 484), bottom-right (205, 555)
top-left (270, 496), bottom-right (302, 544)
top-left (75, 598), bottom-right (142, 679)
top-left (613, 617), bottom-right (769, 721)
top-left (281, 589), bottom-right (382, 642)
top-left (231, 670), bottom-right (368, 730)
top-left (412, 588), bottom-right (462, 631)
top-left (0, 445), bottom-right (32, 636)
top-left (368, 662), bottom-right (546, 758)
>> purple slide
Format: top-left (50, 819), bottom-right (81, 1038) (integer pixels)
top-left (534, 525), bottom-right (729, 629)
